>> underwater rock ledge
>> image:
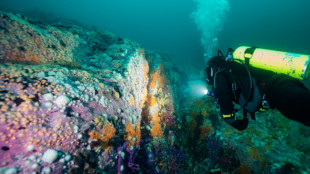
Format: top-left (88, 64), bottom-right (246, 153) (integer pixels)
top-left (1, 10), bottom-right (310, 174)
top-left (0, 10), bottom-right (185, 174)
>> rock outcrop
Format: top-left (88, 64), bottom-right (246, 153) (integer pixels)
top-left (1, 10), bottom-right (310, 174)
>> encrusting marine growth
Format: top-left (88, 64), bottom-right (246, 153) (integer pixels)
top-left (1, 10), bottom-right (310, 174)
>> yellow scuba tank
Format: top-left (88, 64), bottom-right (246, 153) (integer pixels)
top-left (233, 46), bottom-right (310, 80)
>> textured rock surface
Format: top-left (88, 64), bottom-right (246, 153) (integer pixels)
top-left (0, 10), bottom-right (150, 173)
top-left (1, 10), bottom-right (310, 174)
top-left (180, 97), bottom-right (310, 173)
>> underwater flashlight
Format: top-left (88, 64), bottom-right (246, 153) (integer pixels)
top-left (202, 88), bottom-right (209, 95)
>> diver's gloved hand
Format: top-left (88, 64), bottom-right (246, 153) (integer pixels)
top-left (258, 100), bottom-right (270, 112)
top-left (221, 111), bottom-right (249, 131)
top-left (221, 108), bottom-right (242, 120)
top-left (221, 112), bottom-right (236, 124)
top-left (222, 113), bottom-right (234, 118)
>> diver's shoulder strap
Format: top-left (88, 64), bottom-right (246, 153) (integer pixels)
top-left (228, 60), bottom-right (264, 115)
top-left (213, 68), bottom-right (228, 90)
top-left (228, 70), bottom-right (239, 101)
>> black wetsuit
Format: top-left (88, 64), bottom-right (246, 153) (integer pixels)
top-left (265, 75), bottom-right (310, 125)
top-left (214, 61), bottom-right (310, 130)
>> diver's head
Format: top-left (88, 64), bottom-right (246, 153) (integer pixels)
top-left (205, 56), bottom-right (226, 85)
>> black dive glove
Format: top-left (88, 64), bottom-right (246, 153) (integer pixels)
top-left (221, 112), bottom-right (249, 131)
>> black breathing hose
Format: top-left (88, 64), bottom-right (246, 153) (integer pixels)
top-left (232, 59), bottom-right (253, 108)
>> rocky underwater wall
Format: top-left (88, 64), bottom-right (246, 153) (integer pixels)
top-left (1, 10), bottom-right (310, 174)
top-left (0, 10), bottom-right (186, 174)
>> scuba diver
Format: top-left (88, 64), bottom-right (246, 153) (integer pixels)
top-left (205, 46), bottom-right (310, 130)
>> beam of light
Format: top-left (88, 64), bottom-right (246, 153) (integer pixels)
top-left (185, 80), bottom-right (209, 98)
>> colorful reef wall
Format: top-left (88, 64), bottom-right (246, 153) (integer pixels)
top-left (1, 10), bottom-right (310, 174)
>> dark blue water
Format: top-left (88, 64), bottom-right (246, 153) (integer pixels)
top-left (219, 0), bottom-right (310, 56)
top-left (1, 0), bottom-right (310, 75)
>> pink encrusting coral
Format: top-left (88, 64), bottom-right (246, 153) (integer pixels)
top-left (0, 10), bottom-right (151, 173)
top-left (0, 65), bottom-right (87, 172)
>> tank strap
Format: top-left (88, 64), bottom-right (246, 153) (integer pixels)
top-left (244, 47), bottom-right (257, 66)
